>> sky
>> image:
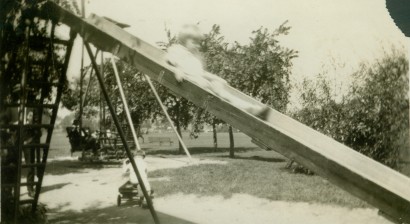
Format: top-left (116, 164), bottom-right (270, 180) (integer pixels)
top-left (59, 0), bottom-right (409, 116)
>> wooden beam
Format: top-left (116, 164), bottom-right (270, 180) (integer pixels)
top-left (40, 2), bottom-right (410, 223)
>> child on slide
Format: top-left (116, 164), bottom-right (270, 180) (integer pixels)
top-left (166, 24), bottom-right (269, 119)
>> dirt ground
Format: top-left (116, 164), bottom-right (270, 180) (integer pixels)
top-left (35, 156), bottom-right (392, 224)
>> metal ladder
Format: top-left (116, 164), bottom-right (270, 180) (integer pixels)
top-left (0, 20), bottom-right (76, 223)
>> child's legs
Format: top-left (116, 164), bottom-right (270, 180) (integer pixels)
top-left (185, 75), bottom-right (212, 92)
top-left (209, 81), bottom-right (262, 113)
top-left (188, 76), bottom-right (263, 115)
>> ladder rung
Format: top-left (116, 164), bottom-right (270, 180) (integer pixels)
top-left (30, 60), bottom-right (46, 66)
top-left (54, 38), bottom-right (70, 45)
top-left (1, 164), bottom-right (17, 169)
top-left (22, 163), bottom-right (45, 168)
top-left (29, 60), bottom-right (64, 69)
top-left (2, 103), bottom-right (19, 107)
top-left (1, 183), bottom-right (16, 188)
top-left (20, 181), bottom-right (38, 187)
top-left (25, 124), bottom-right (54, 129)
top-left (3, 103), bottom-right (58, 109)
top-left (23, 143), bottom-right (49, 148)
top-left (30, 81), bottom-right (60, 87)
top-left (30, 36), bottom-right (70, 46)
top-left (19, 199), bottom-right (35, 205)
top-left (0, 124), bottom-right (53, 129)
top-left (27, 103), bottom-right (58, 109)
top-left (1, 145), bottom-right (17, 150)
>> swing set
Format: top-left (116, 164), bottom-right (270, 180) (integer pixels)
top-left (61, 8), bottom-right (192, 221)
top-left (64, 22), bottom-right (192, 163)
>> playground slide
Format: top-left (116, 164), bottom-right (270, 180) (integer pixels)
top-left (41, 2), bottom-right (410, 222)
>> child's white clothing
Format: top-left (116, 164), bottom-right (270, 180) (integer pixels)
top-left (166, 44), bottom-right (263, 114)
top-left (122, 156), bottom-right (151, 192)
top-left (167, 44), bottom-right (205, 78)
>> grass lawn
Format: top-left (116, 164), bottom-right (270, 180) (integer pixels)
top-left (49, 128), bottom-right (392, 209)
top-left (148, 149), bottom-right (368, 209)
top-left (49, 128), bottom-right (257, 158)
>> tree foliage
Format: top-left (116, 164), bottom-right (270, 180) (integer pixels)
top-left (1, 1), bottom-right (79, 222)
top-left (294, 50), bottom-right (409, 168)
top-left (192, 23), bottom-right (297, 150)
top-left (2, 0), bottom-right (80, 112)
top-left (226, 22), bottom-right (297, 112)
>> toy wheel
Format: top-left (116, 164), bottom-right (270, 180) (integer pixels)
top-left (117, 194), bottom-right (122, 207)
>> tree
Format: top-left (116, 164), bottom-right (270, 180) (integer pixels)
top-left (227, 22), bottom-right (297, 112)
top-left (294, 50), bottom-right (409, 168)
top-left (346, 50), bottom-right (409, 167)
top-left (294, 74), bottom-right (347, 143)
top-left (197, 23), bottom-right (298, 156)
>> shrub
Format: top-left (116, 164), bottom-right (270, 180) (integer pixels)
top-left (294, 50), bottom-right (409, 168)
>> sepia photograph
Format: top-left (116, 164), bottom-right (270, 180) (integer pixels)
top-left (1, 0), bottom-right (409, 223)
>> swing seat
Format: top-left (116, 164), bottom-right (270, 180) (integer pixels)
top-left (66, 127), bottom-right (82, 153)
top-left (66, 127), bottom-right (98, 153)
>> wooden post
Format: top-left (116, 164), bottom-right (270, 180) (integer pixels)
top-left (110, 56), bottom-right (141, 151)
top-left (84, 43), bottom-right (160, 224)
top-left (229, 126), bottom-right (234, 158)
top-left (144, 75), bottom-right (192, 161)
top-left (212, 119), bottom-right (217, 150)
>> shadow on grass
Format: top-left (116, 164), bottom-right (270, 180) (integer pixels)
top-left (219, 155), bottom-right (286, 163)
top-left (147, 147), bottom-right (258, 156)
top-left (41, 183), bottom-right (71, 194)
top-left (44, 160), bottom-right (121, 176)
top-left (48, 204), bottom-right (195, 224)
